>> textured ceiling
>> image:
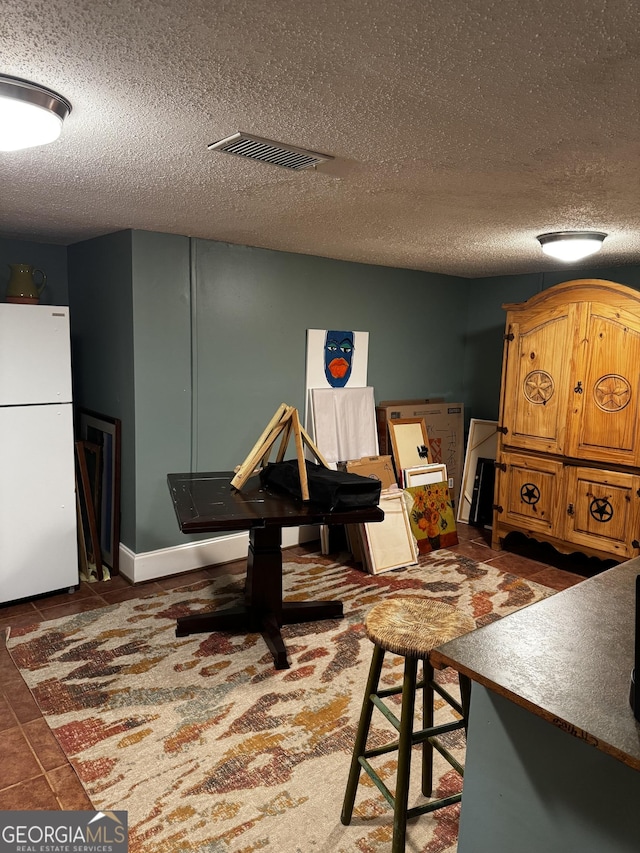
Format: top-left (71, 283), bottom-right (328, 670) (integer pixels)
top-left (1, 0), bottom-right (639, 277)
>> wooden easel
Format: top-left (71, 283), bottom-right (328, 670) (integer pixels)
top-left (230, 403), bottom-right (329, 500)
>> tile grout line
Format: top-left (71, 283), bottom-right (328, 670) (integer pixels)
top-left (1, 646), bottom-right (71, 806)
top-left (0, 724), bottom-right (64, 806)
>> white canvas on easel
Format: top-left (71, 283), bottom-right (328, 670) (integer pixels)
top-left (458, 419), bottom-right (499, 523)
top-left (310, 386), bottom-right (378, 465)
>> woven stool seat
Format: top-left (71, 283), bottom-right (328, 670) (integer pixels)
top-left (342, 595), bottom-right (476, 852)
top-left (365, 597), bottom-right (476, 658)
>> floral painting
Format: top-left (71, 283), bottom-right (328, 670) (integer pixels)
top-left (404, 480), bottom-right (458, 554)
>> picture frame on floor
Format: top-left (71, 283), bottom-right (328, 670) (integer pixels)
top-left (360, 490), bottom-right (418, 574)
top-left (404, 480), bottom-right (458, 555)
top-left (77, 408), bottom-right (122, 574)
top-left (74, 439), bottom-right (104, 581)
top-left (403, 462), bottom-right (448, 489)
top-left (458, 419), bottom-right (498, 523)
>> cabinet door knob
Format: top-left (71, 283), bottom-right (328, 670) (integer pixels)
top-left (567, 503), bottom-right (575, 516)
top-left (574, 381), bottom-right (583, 394)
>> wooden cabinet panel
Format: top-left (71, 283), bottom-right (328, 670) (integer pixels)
top-left (567, 304), bottom-right (640, 467)
top-left (502, 304), bottom-right (578, 456)
top-left (564, 467), bottom-right (640, 560)
top-left (498, 453), bottom-right (563, 537)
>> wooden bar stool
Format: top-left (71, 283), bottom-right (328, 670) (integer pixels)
top-left (341, 596), bottom-right (476, 853)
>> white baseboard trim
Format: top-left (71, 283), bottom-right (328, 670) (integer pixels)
top-left (118, 525), bottom-right (319, 585)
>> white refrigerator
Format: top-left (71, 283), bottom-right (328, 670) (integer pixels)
top-left (0, 304), bottom-right (78, 603)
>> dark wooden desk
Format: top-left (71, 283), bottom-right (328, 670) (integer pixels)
top-left (167, 471), bottom-right (384, 669)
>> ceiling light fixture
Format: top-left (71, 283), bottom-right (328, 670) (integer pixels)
top-left (0, 75), bottom-right (71, 152)
top-left (537, 231), bottom-right (607, 263)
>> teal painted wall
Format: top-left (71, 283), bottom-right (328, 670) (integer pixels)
top-left (67, 231), bottom-right (137, 547)
top-left (68, 230), bottom-right (193, 553)
top-left (192, 240), bottom-right (470, 472)
top-left (67, 232), bottom-right (470, 553)
top-left (0, 238), bottom-right (68, 305)
top-left (131, 231), bottom-right (192, 552)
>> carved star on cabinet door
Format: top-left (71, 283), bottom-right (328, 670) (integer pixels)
top-left (523, 370), bottom-right (554, 404)
top-left (589, 497), bottom-right (614, 523)
top-left (593, 374), bottom-right (631, 412)
top-left (520, 483), bottom-right (540, 505)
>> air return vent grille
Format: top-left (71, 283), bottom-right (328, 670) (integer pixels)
top-left (207, 132), bottom-right (333, 171)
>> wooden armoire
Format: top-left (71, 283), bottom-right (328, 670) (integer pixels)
top-left (492, 279), bottom-right (640, 563)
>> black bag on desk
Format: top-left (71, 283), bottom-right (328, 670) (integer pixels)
top-left (260, 459), bottom-right (382, 510)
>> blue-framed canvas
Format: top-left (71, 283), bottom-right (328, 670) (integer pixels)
top-left (78, 409), bottom-right (121, 574)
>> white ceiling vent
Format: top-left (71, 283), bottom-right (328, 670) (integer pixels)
top-left (207, 132), bottom-right (333, 171)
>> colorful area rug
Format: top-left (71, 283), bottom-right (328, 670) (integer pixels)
top-left (7, 549), bottom-right (554, 853)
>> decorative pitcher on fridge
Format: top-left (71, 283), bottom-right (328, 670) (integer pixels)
top-left (5, 263), bottom-right (47, 304)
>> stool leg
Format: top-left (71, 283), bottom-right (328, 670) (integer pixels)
top-left (421, 658), bottom-right (434, 796)
top-left (341, 643), bottom-right (386, 825)
top-left (392, 655), bottom-right (418, 853)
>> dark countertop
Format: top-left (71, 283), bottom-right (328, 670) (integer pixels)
top-left (432, 557), bottom-right (640, 771)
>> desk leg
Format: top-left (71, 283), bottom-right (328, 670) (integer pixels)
top-left (176, 525), bottom-right (344, 671)
top-left (246, 526), bottom-right (283, 623)
top-left (258, 613), bottom-right (289, 671)
top-left (248, 527), bottom-right (344, 625)
top-left (247, 527), bottom-right (289, 670)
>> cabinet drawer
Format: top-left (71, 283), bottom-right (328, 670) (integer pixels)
top-left (498, 453), bottom-right (564, 536)
top-left (564, 466), bottom-right (640, 560)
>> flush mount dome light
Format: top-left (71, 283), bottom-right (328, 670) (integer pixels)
top-left (537, 231), bottom-right (607, 262)
top-left (0, 75), bottom-right (71, 152)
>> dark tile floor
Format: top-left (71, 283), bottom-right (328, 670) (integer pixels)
top-left (0, 524), bottom-right (607, 810)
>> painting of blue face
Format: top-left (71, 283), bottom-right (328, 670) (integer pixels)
top-left (324, 330), bottom-right (354, 387)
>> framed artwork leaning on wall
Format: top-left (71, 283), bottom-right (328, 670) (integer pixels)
top-left (77, 408), bottom-right (122, 575)
top-left (388, 417), bottom-right (430, 479)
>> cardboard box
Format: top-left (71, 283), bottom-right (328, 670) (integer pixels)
top-left (341, 455), bottom-right (397, 491)
top-left (376, 400), bottom-right (464, 506)
top-left (376, 399), bottom-right (446, 455)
